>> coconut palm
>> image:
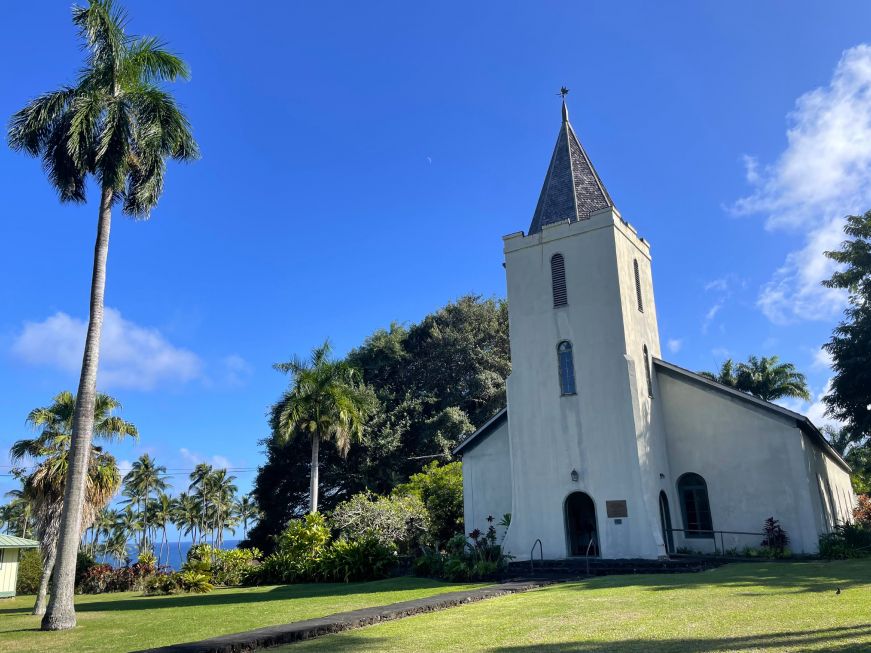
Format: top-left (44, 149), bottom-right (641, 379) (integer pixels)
top-left (121, 454), bottom-right (168, 552)
top-left (7, 0), bottom-right (197, 630)
top-left (205, 469), bottom-right (237, 548)
top-left (150, 493), bottom-right (173, 565)
top-left (171, 492), bottom-right (198, 561)
top-left (10, 391), bottom-right (136, 616)
top-left (700, 355), bottom-right (811, 403)
top-left (103, 529), bottom-right (129, 566)
top-left (272, 340), bottom-right (374, 513)
top-left (234, 494), bottom-right (259, 540)
top-left (188, 463), bottom-right (213, 544)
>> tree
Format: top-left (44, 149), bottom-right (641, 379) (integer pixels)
top-left (7, 0), bottom-right (197, 630)
top-left (249, 296), bottom-right (509, 551)
top-left (10, 391), bottom-right (136, 615)
top-left (272, 340), bottom-right (374, 513)
top-left (188, 463), bottom-right (213, 545)
top-left (234, 494), bottom-right (259, 540)
top-left (699, 355), bottom-right (811, 403)
top-left (121, 454), bottom-right (168, 552)
top-left (396, 461), bottom-right (464, 545)
top-left (822, 211), bottom-right (871, 441)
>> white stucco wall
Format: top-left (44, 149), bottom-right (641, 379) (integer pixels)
top-left (500, 209), bottom-right (667, 560)
top-left (657, 367), bottom-right (854, 554)
top-left (461, 417), bottom-right (513, 538)
top-left (0, 548), bottom-right (20, 597)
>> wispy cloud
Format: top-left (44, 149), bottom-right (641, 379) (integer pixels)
top-left (179, 447), bottom-right (232, 470)
top-left (11, 308), bottom-right (202, 391)
top-left (733, 44), bottom-right (871, 323)
top-left (666, 338), bottom-right (683, 354)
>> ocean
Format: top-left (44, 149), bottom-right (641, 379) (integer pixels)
top-left (97, 540), bottom-right (242, 571)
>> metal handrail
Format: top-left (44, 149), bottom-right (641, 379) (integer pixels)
top-left (585, 535), bottom-right (598, 576)
top-left (666, 528), bottom-right (765, 556)
top-left (529, 538), bottom-right (543, 573)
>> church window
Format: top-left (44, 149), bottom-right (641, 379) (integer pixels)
top-left (634, 259), bottom-right (643, 313)
top-left (551, 253), bottom-right (567, 307)
top-left (643, 345), bottom-right (652, 397)
top-left (557, 341), bottom-right (576, 395)
top-left (677, 473), bottom-right (713, 538)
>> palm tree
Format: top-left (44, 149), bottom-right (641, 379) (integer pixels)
top-left (272, 340), bottom-right (374, 513)
top-left (171, 492), bottom-right (198, 562)
top-left (10, 391), bottom-right (136, 616)
top-left (122, 454), bottom-right (168, 552)
top-left (234, 494), bottom-right (259, 540)
top-left (151, 493), bottom-right (173, 565)
top-left (205, 469), bottom-right (237, 548)
top-left (103, 529), bottom-right (129, 566)
top-left (7, 1), bottom-right (197, 630)
top-left (700, 355), bottom-right (811, 403)
top-left (114, 505), bottom-right (141, 558)
top-left (188, 463), bottom-right (213, 544)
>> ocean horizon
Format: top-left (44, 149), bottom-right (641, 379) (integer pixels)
top-left (97, 539), bottom-right (242, 571)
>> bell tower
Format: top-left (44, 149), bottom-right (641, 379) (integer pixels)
top-left (501, 98), bottom-right (673, 560)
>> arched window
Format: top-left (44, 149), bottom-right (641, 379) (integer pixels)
top-left (557, 341), bottom-right (576, 395)
top-left (633, 259), bottom-right (643, 313)
top-left (643, 344), bottom-right (652, 397)
top-left (551, 253), bottom-right (567, 307)
top-left (677, 473), bottom-right (713, 538)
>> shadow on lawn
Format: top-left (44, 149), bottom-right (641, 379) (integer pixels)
top-left (560, 561), bottom-right (871, 596)
top-left (0, 577), bottom-right (460, 616)
top-left (299, 624), bottom-right (871, 653)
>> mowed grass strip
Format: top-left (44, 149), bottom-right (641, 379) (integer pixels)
top-left (0, 577), bottom-right (486, 653)
top-left (282, 561), bottom-right (871, 652)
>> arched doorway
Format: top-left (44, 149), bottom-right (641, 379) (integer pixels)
top-left (565, 492), bottom-right (598, 556)
top-left (659, 491), bottom-right (674, 554)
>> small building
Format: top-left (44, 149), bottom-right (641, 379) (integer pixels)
top-left (0, 534), bottom-right (40, 598)
top-left (455, 100), bottom-right (856, 560)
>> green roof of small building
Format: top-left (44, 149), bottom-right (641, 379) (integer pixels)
top-left (0, 534), bottom-right (40, 548)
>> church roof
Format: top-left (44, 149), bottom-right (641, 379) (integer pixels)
top-left (527, 101), bottom-right (615, 235)
top-left (453, 407), bottom-right (507, 455)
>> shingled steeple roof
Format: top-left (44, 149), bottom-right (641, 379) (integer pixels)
top-left (527, 101), bottom-right (615, 235)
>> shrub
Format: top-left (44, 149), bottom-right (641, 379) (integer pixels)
top-left (78, 562), bottom-right (154, 594)
top-left (178, 570), bottom-right (214, 593)
top-left (243, 513), bottom-right (330, 585)
top-left (412, 548), bottom-right (445, 578)
top-left (318, 534), bottom-right (396, 582)
top-left (330, 491), bottom-right (429, 553)
top-left (16, 548), bottom-right (42, 595)
top-left (143, 572), bottom-right (182, 596)
top-left (184, 544), bottom-right (261, 586)
top-left (396, 461), bottom-right (464, 546)
top-left (75, 550), bottom-right (97, 589)
top-left (761, 517), bottom-right (789, 556)
top-left (276, 513), bottom-right (330, 560)
top-left (819, 523), bottom-right (871, 559)
top-left (854, 494), bottom-right (871, 526)
top-left (417, 521), bottom-right (512, 581)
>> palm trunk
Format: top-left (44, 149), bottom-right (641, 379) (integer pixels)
top-left (33, 543), bottom-right (58, 616)
top-left (42, 185), bottom-right (113, 632)
top-left (310, 432), bottom-right (320, 513)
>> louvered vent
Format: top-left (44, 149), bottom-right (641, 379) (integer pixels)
top-left (634, 259), bottom-right (644, 313)
top-left (551, 253), bottom-right (567, 307)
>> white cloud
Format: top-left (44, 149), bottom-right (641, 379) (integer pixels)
top-left (702, 301), bottom-right (723, 334)
top-left (776, 380), bottom-right (842, 432)
top-left (812, 346), bottom-right (834, 371)
top-left (11, 308), bottom-right (202, 391)
top-left (179, 447), bottom-right (232, 470)
top-left (666, 338), bottom-right (683, 354)
top-left (219, 354), bottom-right (253, 387)
top-left (733, 45), bottom-right (871, 323)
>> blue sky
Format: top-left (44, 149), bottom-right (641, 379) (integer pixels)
top-left (3, 1), bottom-right (871, 513)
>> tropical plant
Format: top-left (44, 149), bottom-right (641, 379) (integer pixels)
top-left (330, 491), bottom-right (429, 552)
top-left (7, 0), bottom-right (197, 630)
top-left (121, 454), bottom-right (169, 553)
top-left (760, 517), bottom-right (789, 556)
top-left (854, 495), bottom-right (871, 527)
top-left (396, 461), bottom-right (464, 546)
top-left (818, 522), bottom-right (871, 559)
top-left (271, 340), bottom-right (374, 513)
top-left (9, 391), bottom-right (136, 616)
top-left (317, 535), bottom-right (396, 583)
top-left (188, 463), bottom-right (213, 544)
top-left (234, 494), bottom-right (259, 540)
top-left (699, 355), bottom-right (811, 402)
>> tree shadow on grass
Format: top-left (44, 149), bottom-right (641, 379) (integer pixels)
top-left (559, 560), bottom-right (871, 596)
top-left (0, 577), bottom-right (468, 616)
top-left (296, 624), bottom-right (871, 653)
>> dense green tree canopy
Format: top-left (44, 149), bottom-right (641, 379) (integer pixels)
top-left (248, 295), bottom-right (509, 551)
top-left (823, 211), bottom-right (871, 442)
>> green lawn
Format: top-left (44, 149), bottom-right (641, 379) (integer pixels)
top-left (282, 561), bottom-right (871, 653)
top-left (0, 577), bottom-right (484, 653)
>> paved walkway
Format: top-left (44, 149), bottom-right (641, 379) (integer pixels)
top-left (139, 579), bottom-right (554, 653)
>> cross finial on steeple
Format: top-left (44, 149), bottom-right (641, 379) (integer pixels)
top-left (558, 86), bottom-right (570, 122)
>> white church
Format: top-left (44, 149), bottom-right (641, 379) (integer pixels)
top-left (455, 101), bottom-right (855, 560)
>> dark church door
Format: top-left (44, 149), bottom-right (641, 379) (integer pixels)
top-left (565, 492), bottom-right (598, 556)
top-left (659, 491), bottom-right (674, 554)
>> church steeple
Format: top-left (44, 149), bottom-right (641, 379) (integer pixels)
top-left (528, 99), bottom-right (615, 235)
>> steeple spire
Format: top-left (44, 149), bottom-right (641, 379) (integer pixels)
top-left (528, 96), bottom-right (614, 235)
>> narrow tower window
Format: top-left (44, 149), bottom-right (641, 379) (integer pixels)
top-left (557, 341), bottom-right (576, 395)
top-left (643, 344), bottom-right (652, 397)
top-left (551, 253), bottom-right (567, 307)
top-left (634, 259), bottom-right (644, 313)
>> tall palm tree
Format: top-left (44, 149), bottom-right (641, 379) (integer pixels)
top-left (114, 505), bottom-right (141, 558)
top-left (700, 355), bottom-right (811, 403)
top-left (205, 469), bottom-right (237, 548)
top-left (151, 493), bottom-right (173, 565)
top-left (234, 494), bottom-right (259, 540)
top-left (188, 463), bottom-right (213, 544)
top-left (10, 391), bottom-right (136, 616)
top-left (7, 1), bottom-right (197, 630)
top-left (171, 492), bottom-right (198, 563)
top-left (272, 340), bottom-right (374, 513)
top-left (122, 454), bottom-right (168, 552)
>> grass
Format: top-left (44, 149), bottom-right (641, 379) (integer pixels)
top-left (0, 577), bottom-right (485, 653)
top-left (279, 560), bottom-right (871, 652)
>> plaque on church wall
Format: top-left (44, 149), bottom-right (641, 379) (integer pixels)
top-left (606, 500), bottom-right (628, 518)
